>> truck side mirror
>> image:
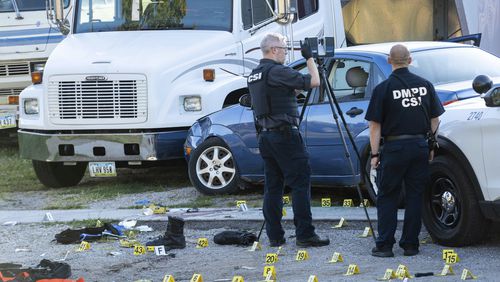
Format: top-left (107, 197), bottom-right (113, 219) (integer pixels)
top-left (276, 0), bottom-right (297, 24)
top-left (239, 94), bottom-right (252, 108)
top-left (55, 0), bottom-right (65, 21)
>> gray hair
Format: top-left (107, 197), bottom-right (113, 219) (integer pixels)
top-left (260, 33), bottom-right (287, 54)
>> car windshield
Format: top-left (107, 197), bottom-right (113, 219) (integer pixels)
top-left (75, 0), bottom-right (232, 33)
top-left (410, 47), bottom-right (500, 85)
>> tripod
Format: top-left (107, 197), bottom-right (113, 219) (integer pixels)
top-left (299, 57), bottom-right (376, 243)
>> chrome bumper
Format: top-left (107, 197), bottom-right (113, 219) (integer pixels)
top-left (18, 129), bottom-right (187, 162)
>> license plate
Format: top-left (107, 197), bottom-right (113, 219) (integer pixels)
top-left (0, 114), bottom-right (16, 129)
top-left (88, 162), bottom-right (117, 177)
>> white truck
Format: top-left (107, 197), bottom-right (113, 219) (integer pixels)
top-left (0, 0), bottom-right (71, 135)
top-left (18, 0), bottom-right (346, 187)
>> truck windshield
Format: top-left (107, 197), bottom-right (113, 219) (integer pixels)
top-left (0, 0), bottom-right (70, 12)
top-left (75, 0), bottom-right (232, 33)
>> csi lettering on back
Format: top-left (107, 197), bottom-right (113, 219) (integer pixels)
top-left (248, 72), bottom-right (262, 83)
top-left (392, 87), bottom-right (428, 108)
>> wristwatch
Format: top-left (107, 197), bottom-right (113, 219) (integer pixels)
top-left (370, 153), bottom-right (380, 158)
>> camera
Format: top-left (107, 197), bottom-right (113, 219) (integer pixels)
top-left (304, 36), bottom-right (335, 58)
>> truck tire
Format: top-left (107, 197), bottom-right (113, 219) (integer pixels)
top-left (188, 138), bottom-right (241, 195)
top-left (423, 155), bottom-right (489, 246)
top-left (32, 160), bottom-right (87, 188)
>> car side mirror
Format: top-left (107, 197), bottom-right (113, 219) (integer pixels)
top-left (484, 87), bottom-right (500, 107)
top-left (239, 94), bottom-right (252, 108)
top-left (472, 75), bottom-right (492, 94)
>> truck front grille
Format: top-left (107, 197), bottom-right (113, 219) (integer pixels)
top-left (0, 63), bottom-right (30, 76)
top-left (48, 75), bottom-right (147, 124)
top-left (0, 88), bottom-right (24, 96)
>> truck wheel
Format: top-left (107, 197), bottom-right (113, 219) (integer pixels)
top-left (32, 160), bottom-right (87, 188)
top-left (188, 138), bottom-right (240, 195)
top-left (423, 155), bottom-right (489, 246)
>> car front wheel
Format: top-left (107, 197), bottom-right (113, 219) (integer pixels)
top-left (188, 138), bottom-right (240, 195)
top-left (422, 155), bottom-right (489, 246)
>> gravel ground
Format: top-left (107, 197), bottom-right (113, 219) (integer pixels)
top-left (1, 220), bottom-right (499, 282)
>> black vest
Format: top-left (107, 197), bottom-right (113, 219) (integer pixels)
top-left (247, 61), bottom-right (298, 119)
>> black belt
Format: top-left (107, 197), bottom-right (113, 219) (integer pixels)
top-left (385, 134), bottom-right (425, 141)
top-left (261, 125), bottom-right (299, 132)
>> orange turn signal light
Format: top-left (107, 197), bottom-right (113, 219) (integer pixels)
top-left (185, 146), bottom-right (192, 156)
top-left (31, 71), bottom-right (43, 84)
top-left (8, 96), bottom-right (19, 105)
top-left (203, 69), bottom-right (215, 82)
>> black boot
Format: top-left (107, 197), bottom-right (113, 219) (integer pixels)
top-left (146, 216), bottom-right (186, 250)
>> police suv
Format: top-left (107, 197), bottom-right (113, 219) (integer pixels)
top-left (424, 78), bottom-right (500, 246)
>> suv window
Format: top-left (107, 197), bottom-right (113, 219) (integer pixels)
top-left (324, 59), bottom-right (383, 102)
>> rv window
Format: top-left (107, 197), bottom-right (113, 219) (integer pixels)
top-left (241, 0), bottom-right (252, 29)
top-left (0, 0), bottom-right (70, 12)
top-left (298, 0), bottom-right (318, 19)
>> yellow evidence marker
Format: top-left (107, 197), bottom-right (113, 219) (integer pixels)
top-left (162, 275), bottom-right (175, 282)
top-left (190, 273), bottom-right (203, 282)
top-left (396, 264), bottom-right (413, 279)
top-left (95, 219), bottom-right (103, 227)
top-left (282, 196), bottom-right (290, 205)
top-left (307, 275), bottom-right (318, 282)
top-left (332, 217), bottom-right (346, 228)
top-left (295, 250), bottom-right (309, 261)
top-left (329, 252), bottom-right (344, 263)
top-left (359, 199), bottom-right (370, 207)
top-left (442, 249), bottom-right (455, 260)
top-left (119, 239), bottom-right (139, 248)
top-left (196, 238), bottom-right (209, 248)
top-left (343, 199), bottom-right (353, 207)
top-left (437, 264), bottom-right (455, 276)
top-left (461, 269), bottom-right (477, 280)
top-left (359, 227), bottom-right (373, 237)
top-left (77, 241), bottom-right (90, 252)
top-left (248, 241), bottom-right (262, 251)
top-left (236, 200), bottom-right (247, 207)
top-left (344, 264), bottom-right (360, 276)
top-left (445, 252), bottom-right (460, 264)
top-left (153, 206), bottom-right (167, 214)
top-left (232, 276), bottom-right (244, 282)
top-left (265, 253), bottom-right (279, 264)
top-left (321, 198), bottom-right (331, 207)
top-left (377, 269), bottom-right (397, 281)
top-left (133, 244), bottom-right (146, 255)
top-left (263, 266), bottom-right (276, 280)
top-left (147, 246), bottom-right (155, 252)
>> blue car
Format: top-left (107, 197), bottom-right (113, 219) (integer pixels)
top-left (184, 41), bottom-right (500, 201)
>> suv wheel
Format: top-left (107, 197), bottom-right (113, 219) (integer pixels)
top-left (423, 155), bottom-right (489, 246)
top-left (188, 138), bottom-right (240, 195)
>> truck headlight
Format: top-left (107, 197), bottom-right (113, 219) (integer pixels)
top-left (24, 98), bottom-right (39, 114)
top-left (30, 62), bottom-right (46, 72)
top-left (184, 96), bottom-right (201, 111)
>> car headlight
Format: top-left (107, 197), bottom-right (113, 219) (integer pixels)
top-left (24, 98), bottom-right (39, 114)
top-left (184, 96), bottom-right (202, 111)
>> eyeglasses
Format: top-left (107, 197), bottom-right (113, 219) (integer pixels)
top-left (272, 46), bottom-right (288, 50)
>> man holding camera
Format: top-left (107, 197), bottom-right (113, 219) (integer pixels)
top-left (365, 44), bottom-right (444, 257)
top-left (247, 33), bottom-right (329, 247)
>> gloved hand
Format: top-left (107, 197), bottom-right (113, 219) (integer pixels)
top-left (300, 40), bottom-right (313, 60)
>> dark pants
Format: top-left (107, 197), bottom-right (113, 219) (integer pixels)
top-left (258, 129), bottom-right (315, 241)
top-left (376, 138), bottom-right (429, 249)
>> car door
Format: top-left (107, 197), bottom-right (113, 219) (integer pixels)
top-left (304, 55), bottom-right (385, 185)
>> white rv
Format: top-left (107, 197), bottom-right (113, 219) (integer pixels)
top-left (18, 0), bottom-right (345, 187)
top-left (0, 0), bottom-right (71, 134)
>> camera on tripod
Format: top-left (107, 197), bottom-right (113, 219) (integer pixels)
top-left (304, 37), bottom-right (335, 59)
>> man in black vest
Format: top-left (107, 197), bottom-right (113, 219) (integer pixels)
top-left (365, 44), bottom-right (445, 257)
top-left (247, 33), bottom-right (329, 247)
